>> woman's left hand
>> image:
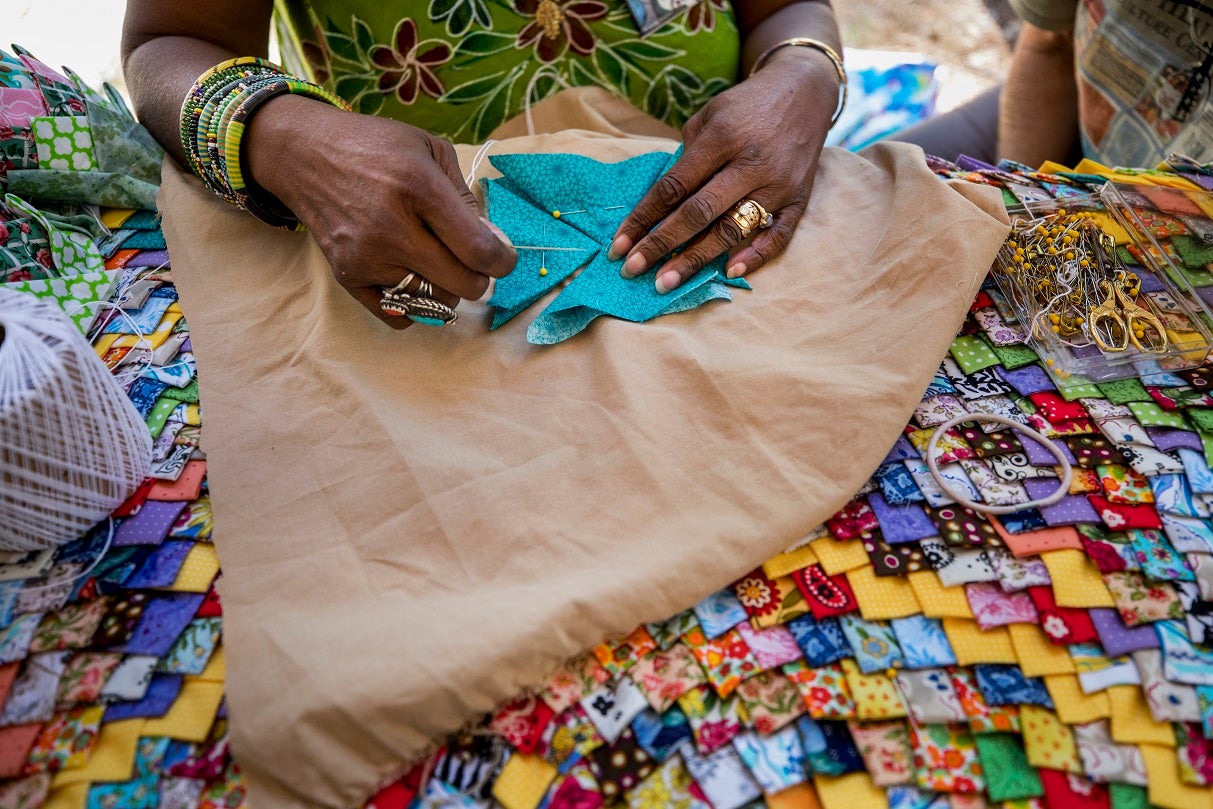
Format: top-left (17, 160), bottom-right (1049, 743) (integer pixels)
top-left (609, 51), bottom-right (840, 293)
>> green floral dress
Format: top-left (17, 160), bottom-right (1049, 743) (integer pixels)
top-left (273, 0), bottom-right (740, 142)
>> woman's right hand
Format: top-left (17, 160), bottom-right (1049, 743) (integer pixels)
top-left (244, 96), bottom-right (517, 328)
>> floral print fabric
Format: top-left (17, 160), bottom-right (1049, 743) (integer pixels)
top-left (273, 0), bottom-right (740, 141)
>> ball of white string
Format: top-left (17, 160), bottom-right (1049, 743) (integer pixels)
top-left (0, 288), bottom-right (151, 551)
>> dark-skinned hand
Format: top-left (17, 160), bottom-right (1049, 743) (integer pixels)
top-left (609, 50), bottom-right (840, 293)
top-left (246, 96), bottom-right (517, 328)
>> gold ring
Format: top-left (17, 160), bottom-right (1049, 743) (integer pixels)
top-left (728, 199), bottom-right (774, 239)
top-left (380, 272), bottom-right (458, 326)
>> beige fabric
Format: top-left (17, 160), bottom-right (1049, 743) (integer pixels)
top-left (158, 88), bottom-right (1009, 809)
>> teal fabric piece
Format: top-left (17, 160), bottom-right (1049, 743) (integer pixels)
top-left (483, 148), bottom-right (749, 345)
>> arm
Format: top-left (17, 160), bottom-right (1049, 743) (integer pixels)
top-left (997, 21), bottom-right (1079, 166)
top-left (121, 1), bottom-right (515, 328)
top-left (612, 0), bottom-right (843, 292)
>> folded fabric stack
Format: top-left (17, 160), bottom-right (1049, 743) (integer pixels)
top-left (365, 158), bottom-right (1213, 809)
top-left (0, 50), bottom-right (242, 809)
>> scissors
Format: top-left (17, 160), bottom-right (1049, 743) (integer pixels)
top-left (1088, 272), bottom-right (1168, 353)
top-left (1085, 230), bottom-right (1168, 354)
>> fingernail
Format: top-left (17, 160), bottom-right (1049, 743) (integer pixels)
top-left (726, 261), bottom-right (747, 279)
top-left (607, 234), bottom-right (632, 261)
top-left (655, 270), bottom-right (680, 294)
top-left (622, 252), bottom-right (647, 278)
top-left (480, 216), bottom-right (513, 247)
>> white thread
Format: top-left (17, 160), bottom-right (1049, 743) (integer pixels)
top-left (925, 413), bottom-right (1073, 515)
top-left (464, 140), bottom-right (498, 188)
top-left (523, 68), bottom-right (572, 137)
top-left (18, 517), bottom-right (115, 596)
top-left (0, 290), bottom-right (152, 551)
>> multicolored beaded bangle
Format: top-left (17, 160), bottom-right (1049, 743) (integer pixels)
top-left (179, 57), bottom-right (351, 230)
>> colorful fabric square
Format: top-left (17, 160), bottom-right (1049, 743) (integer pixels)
top-left (909, 722), bottom-right (985, 793)
top-left (677, 686), bottom-right (743, 755)
top-left (733, 670), bottom-right (804, 735)
top-left (733, 570), bottom-right (810, 629)
top-left (629, 644), bottom-right (706, 714)
top-left (792, 566), bottom-right (858, 619)
top-left (950, 335), bottom-right (1001, 373)
top-left (681, 626), bottom-right (757, 699)
top-left (31, 117), bottom-right (97, 171)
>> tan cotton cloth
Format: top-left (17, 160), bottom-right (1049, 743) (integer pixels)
top-left (158, 89), bottom-right (1009, 809)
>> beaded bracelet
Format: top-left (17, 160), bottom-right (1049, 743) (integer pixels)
top-left (179, 57), bottom-right (351, 230)
top-left (749, 38), bottom-right (848, 129)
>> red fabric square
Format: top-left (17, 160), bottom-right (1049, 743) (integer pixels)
top-left (792, 565), bottom-right (858, 619)
top-left (1087, 496), bottom-right (1163, 531)
top-left (1027, 586), bottom-right (1099, 645)
top-left (1039, 768), bottom-right (1109, 809)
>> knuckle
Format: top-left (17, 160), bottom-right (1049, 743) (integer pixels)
top-left (682, 194), bottom-right (717, 230)
top-left (643, 230), bottom-right (675, 260)
top-left (713, 216), bottom-right (744, 244)
top-left (654, 173), bottom-right (691, 206)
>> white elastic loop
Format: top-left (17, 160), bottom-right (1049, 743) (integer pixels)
top-left (925, 413), bottom-right (1073, 515)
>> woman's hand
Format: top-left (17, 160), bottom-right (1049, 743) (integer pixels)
top-left (609, 51), bottom-right (839, 293)
top-left (245, 96), bottom-right (517, 328)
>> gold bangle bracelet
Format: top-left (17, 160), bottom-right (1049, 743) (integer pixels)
top-left (748, 37), bottom-right (847, 129)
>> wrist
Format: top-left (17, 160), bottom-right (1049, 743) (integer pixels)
top-left (243, 94), bottom-right (331, 206)
top-left (749, 38), bottom-right (847, 128)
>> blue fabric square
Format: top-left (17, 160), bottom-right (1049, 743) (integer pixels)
top-left (974, 664), bottom-right (1053, 708)
top-left (839, 614), bottom-right (904, 673)
top-left (632, 707), bottom-right (691, 762)
top-left (868, 492), bottom-right (938, 544)
top-left (997, 364), bottom-right (1056, 396)
top-left (103, 673), bottom-right (182, 720)
top-left (785, 615), bottom-right (852, 666)
top-left (483, 149), bottom-right (749, 344)
top-left (890, 615), bottom-right (957, 669)
top-left (876, 463), bottom-right (924, 505)
top-left (882, 435), bottom-right (921, 464)
top-left (692, 588), bottom-right (748, 639)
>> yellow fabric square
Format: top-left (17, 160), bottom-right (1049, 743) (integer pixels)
top-left (942, 619), bottom-right (1017, 665)
top-left (165, 542), bottom-right (220, 593)
top-left (1037, 160), bottom-right (1074, 174)
top-left (112, 308), bottom-right (183, 351)
top-left (846, 565), bottom-right (920, 620)
top-left (813, 772), bottom-right (888, 809)
top-left (1108, 685), bottom-right (1175, 747)
top-left (44, 782), bottom-right (87, 809)
top-left (1020, 705), bottom-right (1081, 773)
top-left (192, 644), bottom-right (225, 683)
top-left (52, 719), bottom-right (144, 786)
top-left (491, 753), bottom-right (557, 809)
top-left (1143, 743), bottom-right (1213, 809)
top-left (810, 538), bottom-right (869, 576)
top-left (142, 680), bottom-right (224, 743)
top-left (763, 546), bottom-right (818, 579)
top-left (92, 333), bottom-right (119, 358)
top-left (840, 659), bottom-right (906, 721)
top-left (1043, 675), bottom-right (1109, 725)
top-left (1008, 623), bottom-right (1076, 677)
top-left (99, 208), bottom-right (137, 229)
top-left (1040, 550), bottom-right (1115, 608)
top-left (908, 571), bottom-right (972, 618)
top-left (766, 782), bottom-right (823, 809)
top-left (183, 403), bottom-right (202, 426)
